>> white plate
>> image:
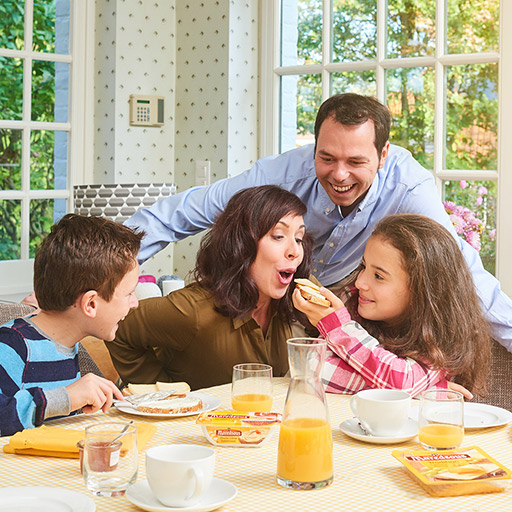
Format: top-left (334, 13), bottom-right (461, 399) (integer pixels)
top-left (115, 392), bottom-right (221, 418)
top-left (409, 402), bottom-right (512, 430)
top-left (0, 487), bottom-right (95, 512)
top-left (126, 478), bottom-right (237, 512)
top-left (339, 417), bottom-right (418, 444)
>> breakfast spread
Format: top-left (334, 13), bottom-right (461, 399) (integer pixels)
top-left (294, 278), bottom-right (331, 307)
top-left (123, 381), bottom-right (191, 396)
top-left (197, 411), bottom-right (281, 447)
top-left (393, 446), bottom-right (512, 496)
top-left (137, 396), bottom-right (203, 414)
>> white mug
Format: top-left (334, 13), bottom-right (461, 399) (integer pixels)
top-left (145, 444), bottom-right (215, 507)
top-left (350, 389), bottom-right (411, 437)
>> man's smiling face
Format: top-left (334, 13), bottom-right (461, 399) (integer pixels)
top-left (314, 116), bottom-right (389, 216)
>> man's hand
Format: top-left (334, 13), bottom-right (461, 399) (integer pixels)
top-left (66, 373), bottom-right (124, 414)
top-left (292, 286), bottom-right (344, 327)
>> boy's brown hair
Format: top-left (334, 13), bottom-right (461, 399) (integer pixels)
top-left (34, 214), bottom-right (144, 311)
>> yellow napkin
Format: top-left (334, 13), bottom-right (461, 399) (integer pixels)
top-left (3, 422), bottom-right (157, 458)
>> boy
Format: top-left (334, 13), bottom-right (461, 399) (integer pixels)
top-left (0, 214), bottom-right (142, 436)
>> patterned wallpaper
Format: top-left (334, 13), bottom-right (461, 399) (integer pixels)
top-left (93, 0), bottom-right (259, 280)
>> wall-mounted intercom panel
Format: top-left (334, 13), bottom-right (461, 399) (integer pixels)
top-left (129, 94), bottom-right (164, 126)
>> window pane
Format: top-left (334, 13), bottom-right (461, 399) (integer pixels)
top-left (0, 199), bottom-right (21, 260)
top-left (30, 198), bottom-right (66, 258)
top-left (332, 0), bottom-right (376, 62)
top-left (33, 0), bottom-right (70, 54)
top-left (0, 129), bottom-right (22, 191)
top-left (387, 67), bottom-right (435, 169)
top-left (30, 130), bottom-right (68, 190)
top-left (446, 63), bottom-right (498, 170)
top-left (0, 0), bottom-right (25, 50)
top-left (0, 57), bottom-right (23, 120)
top-left (331, 70), bottom-right (376, 97)
top-left (387, 0), bottom-right (435, 58)
top-left (282, 0), bottom-right (322, 66)
top-left (443, 179), bottom-right (496, 275)
top-left (31, 60), bottom-right (69, 122)
top-left (280, 74), bottom-right (321, 153)
top-left (447, 0), bottom-right (499, 54)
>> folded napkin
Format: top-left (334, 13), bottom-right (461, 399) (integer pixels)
top-left (3, 422), bottom-right (157, 458)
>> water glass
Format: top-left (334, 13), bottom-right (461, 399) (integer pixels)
top-left (83, 422), bottom-right (138, 496)
top-left (418, 389), bottom-right (464, 450)
top-left (231, 363), bottom-right (273, 412)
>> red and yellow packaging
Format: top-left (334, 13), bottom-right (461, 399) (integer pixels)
top-left (196, 411), bottom-right (281, 448)
top-left (393, 446), bottom-right (512, 496)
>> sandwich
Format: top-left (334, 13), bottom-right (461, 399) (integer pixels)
top-left (294, 278), bottom-right (331, 307)
top-left (123, 381), bottom-right (190, 396)
top-left (137, 395), bottom-right (203, 414)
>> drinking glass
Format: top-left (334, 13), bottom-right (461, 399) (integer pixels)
top-left (83, 422), bottom-right (138, 496)
top-left (231, 363), bottom-right (273, 412)
top-left (418, 389), bottom-right (464, 450)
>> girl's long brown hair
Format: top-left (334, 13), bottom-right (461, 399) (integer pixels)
top-left (346, 214), bottom-right (491, 396)
top-left (194, 185), bottom-right (312, 321)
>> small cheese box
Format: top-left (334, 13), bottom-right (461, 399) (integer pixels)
top-left (196, 411), bottom-right (281, 447)
top-left (393, 446), bottom-right (512, 497)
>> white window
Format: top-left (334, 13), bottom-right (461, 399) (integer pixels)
top-left (260, 0), bottom-right (512, 294)
top-left (0, 0), bottom-right (92, 297)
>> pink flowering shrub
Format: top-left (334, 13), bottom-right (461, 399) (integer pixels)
top-left (443, 201), bottom-right (484, 251)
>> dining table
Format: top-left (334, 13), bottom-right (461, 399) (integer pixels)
top-left (1, 377), bottom-right (512, 512)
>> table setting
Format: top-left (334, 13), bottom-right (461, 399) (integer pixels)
top-left (1, 338), bottom-right (512, 511)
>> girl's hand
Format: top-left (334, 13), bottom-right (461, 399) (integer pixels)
top-left (447, 381), bottom-right (473, 400)
top-left (292, 287), bottom-right (344, 327)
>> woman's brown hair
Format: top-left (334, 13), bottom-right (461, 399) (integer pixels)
top-left (34, 214), bottom-right (144, 311)
top-left (346, 213), bottom-right (491, 396)
top-left (194, 185), bottom-right (312, 321)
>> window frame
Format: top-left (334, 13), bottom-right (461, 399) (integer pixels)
top-left (0, 1), bottom-right (94, 297)
top-left (259, 0), bottom-right (512, 294)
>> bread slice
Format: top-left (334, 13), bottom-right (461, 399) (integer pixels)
top-left (294, 278), bottom-right (331, 307)
top-left (137, 396), bottom-right (203, 414)
top-left (124, 381), bottom-right (190, 396)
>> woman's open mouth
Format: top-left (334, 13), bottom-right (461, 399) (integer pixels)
top-left (278, 270), bottom-right (295, 285)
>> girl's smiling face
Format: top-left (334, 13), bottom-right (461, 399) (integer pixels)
top-left (355, 235), bottom-right (410, 326)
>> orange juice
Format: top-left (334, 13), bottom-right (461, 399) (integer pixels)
top-left (231, 393), bottom-right (272, 412)
top-left (277, 417), bottom-right (333, 483)
top-left (419, 423), bottom-right (464, 449)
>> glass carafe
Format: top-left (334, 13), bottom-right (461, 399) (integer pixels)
top-left (277, 337), bottom-right (333, 490)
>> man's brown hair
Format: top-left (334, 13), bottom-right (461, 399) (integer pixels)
top-left (34, 214), bottom-right (144, 311)
top-left (314, 93), bottom-right (391, 157)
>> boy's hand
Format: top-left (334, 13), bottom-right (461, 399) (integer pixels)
top-left (66, 373), bottom-right (124, 414)
top-left (292, 287), bottom-right (344, 327)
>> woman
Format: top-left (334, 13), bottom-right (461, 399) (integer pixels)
top-left (106, 185), bottom-right (312, 389)
top-left (294, 214), bottom-right (491, 398)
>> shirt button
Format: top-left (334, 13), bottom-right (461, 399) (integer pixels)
top-left (319, 259), bottom-right (324, 263)
top-left (329, 243), bottom-right (334, 247)
top-left (338, 224), bottom-right (343, 228)
top-left (326, 208), bottom-right (331, 213)
top-left (313, 268), bottom-right (317, 273)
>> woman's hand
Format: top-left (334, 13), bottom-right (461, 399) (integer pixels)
top-left (292, 286), bottom-right (344, 327)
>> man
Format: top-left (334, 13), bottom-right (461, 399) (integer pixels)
top-left (125, 93), bottom-right (512, 351)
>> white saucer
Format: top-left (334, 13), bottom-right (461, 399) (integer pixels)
top-left (0, 486), bottom-right (95, 512)
top-left (408, 401), bottom-right (512, 429)
top-left (339, 417), bottom-right (417, 444)
top-left (125, 478), bottom-right (237, 512)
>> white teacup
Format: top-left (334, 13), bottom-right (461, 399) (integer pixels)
top-left (145, 444), bottom-right (215, 507)
top-left (350, 389), bottom-right (411, 437)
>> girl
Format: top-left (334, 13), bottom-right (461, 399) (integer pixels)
top-left (293, 214), bottom-right (491, 398)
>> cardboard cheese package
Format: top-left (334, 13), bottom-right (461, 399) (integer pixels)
top-left (196, 411), bottom-right (281, 448)
top-left (393, 446), bottom-right (512, 497)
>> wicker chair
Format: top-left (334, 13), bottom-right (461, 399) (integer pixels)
top-left (472, 341), bottom-right (512, 412)
top-left (0, 302), bottom-right (104, 378)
